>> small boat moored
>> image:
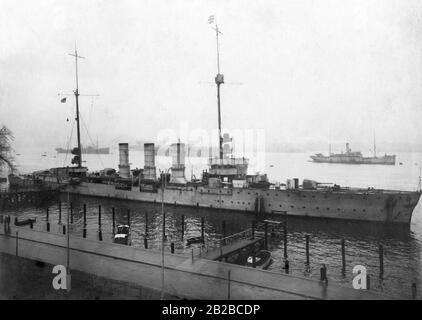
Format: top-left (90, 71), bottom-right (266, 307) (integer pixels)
top-left (245, 250), bottom-right (272, 270)
top-left (186, 236), bottom-right (204, 246)
top-left (113, 224), bottom-right (131, 245)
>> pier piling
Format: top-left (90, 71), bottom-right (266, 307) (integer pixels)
top-left (201, 217), bottom-right (205, 242)
top-left (320, 264), bottom-right (327, 282)
top-left (264, 221), bottom-right (268, 250)
top-left (83, 228), bottom-right (87, 238)
top-left (252, 221), bottom-right (255, 240)
top-left (112, 207), bottom-right (115, 234)
top-left (58, 201), bottom-right (62, 223)
top-left (163, 212), bottom-right (166, 239)
top-left (98, 205), bottom-right (102, 228)
top-left (83, 204), bottom-right (87, 227)
top-left (305, 235), bottom-right (310, 265)
top-left (171, 242), bottom-right (175, 254)
top-left (99, 230), bottom-right (103, 241)
top-left (70, 203), bottom-right (73, 224)
top-left (181, 214), bottom-right (184, 239)
top-left (341, 239), bottom-right (346, 274)
top-left (144, 237), bottom-right (148, 249)
top-left (46, 222), bottom-right (50, 232)
top-left (62, 225), bottom-right (66, 235)
top-left (284, 259), bottom-right (289, 274)
top-left (379, 244), bottom-right (384, 278)
top-left (222, 220), bottom-right (226, 245)
top-left (145, 211), bottom-right (149, 236)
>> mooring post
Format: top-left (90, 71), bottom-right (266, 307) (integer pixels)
top-left (181, 214), bottom-right (185, 239)
top-left (412, 283), bottom-right (417, 299)
top-left (58, 201), bottom-right (62, 223)
top-left (264, 221), bottom-right (268, 250)
top-left (305, 234), bottom-right (310, 265)
top-left (283, 219), bottom-right (288, 258)
top-left (379, 244), bottom-right (384, 278)
top-left (98, 205), bottom-right (102, 228)
top-left (171, 242), bottom-right (175, 254)
top-left (341, 239), bottom-right (346, 274)
top-left (144, 237), bottom-right (148, 249)
top-left (112, 207), bottom-right (115, 234)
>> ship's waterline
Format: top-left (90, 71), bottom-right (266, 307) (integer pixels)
top-left (61, 182), bottom-right (420, 224)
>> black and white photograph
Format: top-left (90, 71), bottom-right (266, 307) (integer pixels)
top-left (1, 0), bottom-right (422, 306)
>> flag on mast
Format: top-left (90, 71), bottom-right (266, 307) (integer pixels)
top-left (208, 15), bottom-right (215, 24)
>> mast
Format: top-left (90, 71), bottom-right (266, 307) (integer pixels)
top-left (69, 47), bottom-right (85, 168)
top-left (213, 21), bottom-right (224, 160)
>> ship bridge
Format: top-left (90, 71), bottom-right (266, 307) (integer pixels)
top-left (208, 156), bottom-right (249, 178)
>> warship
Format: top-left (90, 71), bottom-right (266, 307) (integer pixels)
top-left (311, 142), bottom-right (396, 165)
top-left (26, 26), bottom-right (421, 225)
top-left (55, 144), bottom-right (109, 155)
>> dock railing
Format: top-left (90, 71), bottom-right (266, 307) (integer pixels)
top-left (193, 227), bottom-right (257, 258)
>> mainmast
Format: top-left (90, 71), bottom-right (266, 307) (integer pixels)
top-left (69, 47), bottom-right (85, 168)
top-left (210, 15), bottom-right (224, 160)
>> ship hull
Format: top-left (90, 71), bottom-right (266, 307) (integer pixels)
top-left (62, 182), bottom-right (420, 224)
top-left (55, 148), bottom-right (110, 154)
top-left (310, 155), bottom-right (396, 165)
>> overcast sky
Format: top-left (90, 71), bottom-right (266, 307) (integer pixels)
top-left (1, 0), bottom-right (422, 153)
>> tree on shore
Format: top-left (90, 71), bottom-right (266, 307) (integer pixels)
top-left (0, 126), bottom-right (15, 172)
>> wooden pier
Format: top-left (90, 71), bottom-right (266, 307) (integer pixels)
top-left (0, 220), bottom-right (391, 300)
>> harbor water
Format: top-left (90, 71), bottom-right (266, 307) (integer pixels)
top-left (2, 148), bottom-right (422, 299)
